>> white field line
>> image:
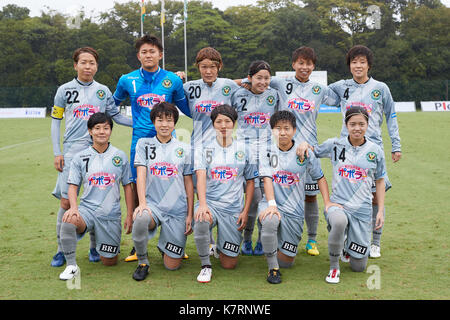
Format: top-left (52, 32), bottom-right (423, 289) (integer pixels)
top-left (0, 137), bottom-right (49, 152)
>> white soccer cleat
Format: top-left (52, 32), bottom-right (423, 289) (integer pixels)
top-left (325, 268), bottom-right (340, 284)
top-left (369, 244), bottom-right (381, 258)
top-left (197, 266), bottom-right (212, 283)
top-left (340, 250), bottom-right (350, 263)
top-left (59, 265), bottom-right (80, 281)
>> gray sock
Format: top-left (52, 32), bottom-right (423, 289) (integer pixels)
top-left (89, 231), bottom-right (96, 249)
top-left (56, 207), bottom-right (66, 252)
top-left (260, 214), bottom-right (280, 270)
top-left (305, 200), bottom-right (319, 241)
top-left (244, 187), bottom-right (262, 242)
top-left (132, 213), bottom-right (151, 265)
top-left (327, 209), bottom-right (348, 270)
top-left (372, 205), bottom-right (384, 246)
top-left (60, 222), bottom-right (77, 266)
top-left (194, 221), bottom-right (211, 266)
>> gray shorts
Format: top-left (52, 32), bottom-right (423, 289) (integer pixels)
top-left (371, 157), bottom-right (392, 193)
top-left (257, 200), bottom-right (304, 257)
top-left (78, 208), bottom-right (122, 258)
top-left (52, 156), bottom-right (73, 200)
top-left (194, 201), bottom-right (243, 258)
top-left (325, 206), bottom-right (371, 259)
top-left (147, 204), bottom-right (187, 259)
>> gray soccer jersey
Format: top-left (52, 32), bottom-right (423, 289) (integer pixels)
top-left (68, 144), bottom-right (132, 220)
top-left (134, 137), bottom-right (193, 217)
top-left (328, 78), bottom-right (401, 153)
top-left (270, 76), bottom-right (339, 146)
top-left (51, 78), bottom-right (122, 157)
top-left (259, 140), bottom-right (324, 217)
top-left (184, 78), bottom-right (240, 145)
top-left (314, 137), bottom-right (386, 222)
top-left (231, 86), bottom-right (279, 144)
top-left (195, 139), bottom-right (258, 215)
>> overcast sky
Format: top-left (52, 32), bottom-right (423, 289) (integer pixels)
top-left (5, 0), bottom-right (450, 17)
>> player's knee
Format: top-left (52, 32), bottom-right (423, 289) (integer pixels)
top-left (193, 221), bottom-right (210, 237)
top-left (277, 252), bottom-right (295, 268)
top-left (62, 212), bottom-right (79, 226)
top-left (329, 212), bottom-right (348, 232)
top-left (220, 254), bottom-right (238, 269)
top-left (100, 255), bottom-right (118, 266)
top-left (60, 198), bottom-right (70, 210)
top-left (305, 195), bottom-right (317, 203)
top-left (164, 256), bottom-right (182, 271)
top-left (350, 257), bottom-right (367, 272)
top-left (261, 214), bottom-right (279, 234)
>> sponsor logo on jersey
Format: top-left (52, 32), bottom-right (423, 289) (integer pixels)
top-left (73, 105), bottom-right (100, 120)
top-left (222, 86), bottom-right (231, 96)
top-left (194, 100), bottom-right (221, 114)
top-left (223, 241), bottom-right (239, 253)
top-left (162, 79), bottom-right (172, 88)
top-left (243, 112), bottom-right (271, 128)
top-left (312, 85), bottom-right (321, 95)
top-left (273, 170), bottom-right (300, 187)
top-left (371, 89), bottom-right (381, 100)
top-left (175, 147), bottom-right (184, 158)
top-left (112, 156), bottom-right (122, 167)
top-left (211, 166), bottom-right (238, 182)
top-left (137, 93), bottom-right (166, 109)
top-left (99, 244), bottom-right (118, 254)
top-left (88, 172), bottom-right (116, 188)
top-left (345, 102), bottom-right (372, 114)
top-left (366, 152), bottom-right (377, 163)
top-left (281, 241), bottom-right (298, 254)
top-left (338, 165), bottom-right (368, 182)
top-left (348, 242), bottom-right (367, 255)
top-left (266, 95), bottom-right (275, 106)
top-left (165, 242), bottom-right (183, 256)
top-left (288, 97), bottom-right (315, 113)
top-left (149, 162), bottom-right (179, 179)
top-left (96, 90), bottom-right (106, 100)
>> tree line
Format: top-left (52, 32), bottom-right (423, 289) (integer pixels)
top-left (0, 0), bottom-right (448, 108)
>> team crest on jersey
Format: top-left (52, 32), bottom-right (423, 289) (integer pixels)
top-left (338, 165), bottom-right (367, 183)
top-left (266, 95), bottom-right (275, 106)
top-left (345, 102), bottom-right (372, 114)
top-left (312, 85), bottom-right (321, 95)
top-left (162, 79), bottom-right (172, 88)
top-left (244, 112), bottom-right (270, 128)
top-left (288, 98), bottom-right (315, 113)
top-left (296, 156), bottom-right (306, 166)
top-left (137, 93), bottom-right (166, 109)
top-left (112, 156), bottom-right (122, 167)
top-left (366, 152), bottom-right (377, 163)
top-left (273, 170), bottom-right (300, 187)
top-left (149, 162), bottom-right (179, 179)
top-left (371, 89), bottom-right (381, 100)
top-left (211, 166), bottom-right (238, 182)
top-left (73, 105), bottom-right (100, 120)
top-left (235, 151), bottom-right (245, 161)
top-left (96, 90), bottom-right (106, 100)
top-left (195, 100), bottom-right (221, 114)
top-left (222, 86), bottom-right (231, 96)
top-left (88, 172), bottom-right (116, 189)
top-left (175, 147), bottom-right (184, 158)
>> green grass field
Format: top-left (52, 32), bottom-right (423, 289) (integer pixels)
top-left (0, 112), bottom-right (449, 301)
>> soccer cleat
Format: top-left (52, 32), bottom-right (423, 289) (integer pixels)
top-left (51, 251), bottom-right (66, 267)
top-left (89, 248), bottom-right (100, 262)
top-left (197, 265), bottom-right (212, 283)
top-left (340, 250), bottom-right (350, 263)
top-left (369, 244), bottom-right (381, 258)
top-left (267, 268), bottom-right (282, 284)
top-left (241, 241), bottom-right (253, 255)
top-left (305, 239), bottom-right (320, 256)
top-left (124, 247), bottom-right (138, 262)
top-left (325, 268), bottom-right (340, 284)
top-left (183, 252), bottom-right (189, 259)
top-left (133, 264), bottom-right (149, 281)
top-left (253, 242), bottom-right (264, 256)
top-left (59, 265), bottom-right (80, 281)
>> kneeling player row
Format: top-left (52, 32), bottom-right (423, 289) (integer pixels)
top-left (58, 103), bottom-right (385, 285)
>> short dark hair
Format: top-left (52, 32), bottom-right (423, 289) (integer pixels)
top-left (346, 45), bottom-right (373, 69)
top-left (195, 47), bottom-right (223, 69)
top-left (150, 102), bottom-right (179, 125)
top-left (210, 104), bottom-right (238, 124)
top-left (248, 60), bottom-right (271, 77)
top-left (135, 34), bottom-right (163, 52)
top-left (344, 106), bottom-right (370, 124)
top-left (73, 47), bottom-right (99, 63)
top-left (87, 112), bottom-right (113, 130)
top-left (270, 110), bottom-right (296, 129)
top-left (292, 46), bottom-right (316, 64)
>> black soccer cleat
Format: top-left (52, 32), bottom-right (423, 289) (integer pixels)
top-left (133, 264), bottom-right (149, 281)
top-left (267, 268), bottom-right (282, 284)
